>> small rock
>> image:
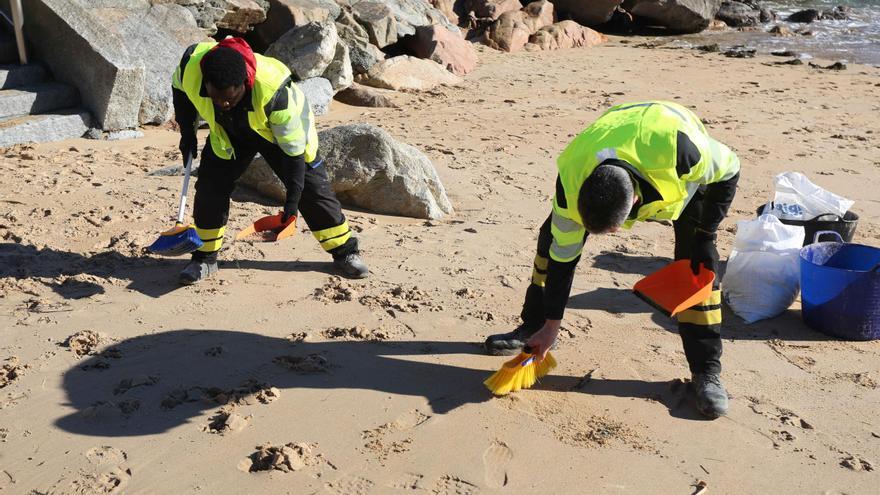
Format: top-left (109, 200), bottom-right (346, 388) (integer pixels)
top-left (696, 43), bottom-right (720, 52)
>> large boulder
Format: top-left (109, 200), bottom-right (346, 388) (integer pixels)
top-left (524, 20), bottom-right (607, 51)
top-left (351, 1), bottom-right (399, 48)
top-left (70, 0), bottom-right (207, 126)
top-left (715, 1), bottom-right (760, 27)
top-left (464, 0), bottom-right (523, 20)
top-left (251, 0), bottom-right (338, 51)
top-left (336, 6), bottom-right (385, 74)
top-left (318, 124), bottom-right (454, 219)
top-left (323, 40), bottom-right (354, 90)
top-left (357, 56), bottom-right (462, 91)
top-left (521, 1), bottom-right (556, 32)
top-left (165, 0), bottom-right (228, 35)
top-left (215, 0), bottom-right (267, 33)
top-left (129, 5), bottom-right (208, 124)
top-left (405, 25), bottom-right (478, 76)
top-left (548, 0), bottom-right (623, 26)
top-left (484, 11), bottom-right (531, 52)
top-left (430, 0), bottom-right (459, 24)
top-left (484, 2), bottom-right (555, 53)
top-left (236, 160), bottom-right (286, 204)
top-left (377, 0), bottom-right (460, 36)
top-left (265, 21), bottom-right (339, 80)
top-left (622, 0), bottom-right (722, 33)
top-left (341, 0), bottom-right (460, 43)
top-left (334, 83), bottom-right (397, 107)
top-left (297, 77), bottom-right (334, 115)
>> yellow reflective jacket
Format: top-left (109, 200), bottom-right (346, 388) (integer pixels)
top-left (172, 41), bottom-right (318, 163)
top-left (549, 101), bottom-right (740, 262)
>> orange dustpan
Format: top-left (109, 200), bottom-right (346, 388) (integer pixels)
top-left (235, 212), bottom-right (297, 242)
top-left (633, 260), bottom-right (715, 317)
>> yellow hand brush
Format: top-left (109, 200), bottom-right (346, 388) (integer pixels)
top-left (484, 347), bottom-right (557, 396)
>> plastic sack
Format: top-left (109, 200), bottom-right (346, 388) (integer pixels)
top-left (723, 213), bottom-right (805, 323)
top-left (770, 172), bottom-right (854, 221)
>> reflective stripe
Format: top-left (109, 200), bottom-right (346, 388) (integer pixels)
top-left (610, 102), bottom-right (689, 122)
top-left (533, 255), bottom-right (548, 271)
top-left (705, 138), bottom-right (740, 183)
top-left (596, 147), bottom-right (617, 162)
top-left (677, 308), bottom-right (722, 326)
top-left (271, 86), bottom-right (312, 157)
top-left (549, 238), bottom-right (584, 262)
top-left (551, 210), bottom-right (582, 234)
top-left (706, 290), bottom-right (722, 306)
top-left (195, 225), bottom-right (226, 253)
top-left (531, 269), bottom-right (546, 287)
top-left (611, 102), bottom-right (654, 113)
top-left (659, 103), bottom-right (689, 122)
top-left (679, 291), bottom-right (723, 325)
top-left (313, 221), bottom-right (351, 251)
top-left (271, 118), bottom-right (306, 155)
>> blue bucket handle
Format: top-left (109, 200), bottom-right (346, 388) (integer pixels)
top-left (812, 230), bottom-right (844, 244)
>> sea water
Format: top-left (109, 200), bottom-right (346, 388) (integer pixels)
top-left (674, 0), bottom-right (880, 66)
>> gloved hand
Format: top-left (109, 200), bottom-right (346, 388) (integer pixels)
top-left (179, 132), bottom-right (198, 161)
top-left (281, 201), bottom-right (297, 225)
top-left (689, 229), bottom-right (719, 275)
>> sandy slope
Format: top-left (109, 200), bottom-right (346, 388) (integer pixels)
top-left (1, 40), bottom-right (879, 494)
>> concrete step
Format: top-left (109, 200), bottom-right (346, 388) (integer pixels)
top-left (0, 109), bottom-right (91, 147)
top-left (0, 82), bottom-right (79, 119)
top-left (0, 64), bottom-right (48, 89)
top-left (0, 35), bottom-right (16, 65)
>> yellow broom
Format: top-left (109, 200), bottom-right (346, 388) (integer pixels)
top-left (484, 347), bottom-right (557, 396)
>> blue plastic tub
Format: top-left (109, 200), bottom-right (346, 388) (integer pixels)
top-left (800, 231), bottom-right (880, 340)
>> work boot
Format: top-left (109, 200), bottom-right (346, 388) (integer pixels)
top-left (692, 372), bottom-right (729, 419)
top-left (334, 252), bottom-right (369, 279)
top-left (484, 323), bottom-right (542, 356)
top-left (179, 259), bottom-right (218, 285)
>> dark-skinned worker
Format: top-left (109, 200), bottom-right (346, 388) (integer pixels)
top-left (484, 101), bottom-right (740, 419)
top-left (171, 37), bottom-right (369, 285)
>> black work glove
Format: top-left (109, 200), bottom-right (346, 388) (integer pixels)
top-left (690, 229), bottom-right (719, 275)
top-left (179, 132), bottom-right (198, 161)
top-left (281, 200), bottom-right (298, 225)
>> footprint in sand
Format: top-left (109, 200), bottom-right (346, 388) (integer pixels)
top-left (324, 474), bottom-right (375, 495)
top-left (62, 446), bottom-right (132, 494)
top-left (482, 440), bottom-right (513, 488)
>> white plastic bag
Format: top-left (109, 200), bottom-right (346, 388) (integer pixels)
top-left (770, 172), bottom-right (854, 221)
top-left (723, 213), bottom-right (805, 323)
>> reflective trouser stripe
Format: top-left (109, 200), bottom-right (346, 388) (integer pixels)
top-left (313, 221), bottom-right (351, 252)
top-left (531, 255), bottom-right (548, 287)
top-left (677, 290), bottom-right (722, 326)
top-left (195, 225), bottom-right (226, 253)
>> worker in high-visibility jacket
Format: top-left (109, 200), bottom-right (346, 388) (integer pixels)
top-left (171, 37), bottom-right (368, 284)
top-left (484, 101), bottom-right (740, 418)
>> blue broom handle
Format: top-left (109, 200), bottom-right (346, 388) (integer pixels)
top-left (176, 155), bottom-right (193, 224)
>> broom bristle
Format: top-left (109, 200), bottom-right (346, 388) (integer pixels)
top-left (484, 351), bottom-right (558, 396)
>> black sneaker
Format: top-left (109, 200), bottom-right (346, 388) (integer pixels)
top-left (692, 372), bottom-right (729, 419)
top-left (334, 252), bottom-right (369, 279)
top-left (484, 323), bottom-right (542, 356)
top-left (179, 259), bottom-right (218, 285)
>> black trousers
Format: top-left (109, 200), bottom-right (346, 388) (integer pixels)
top-left (192, 139), bottom-right (358, 260)
top-left (520, 191), bottom-right (723, 375)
